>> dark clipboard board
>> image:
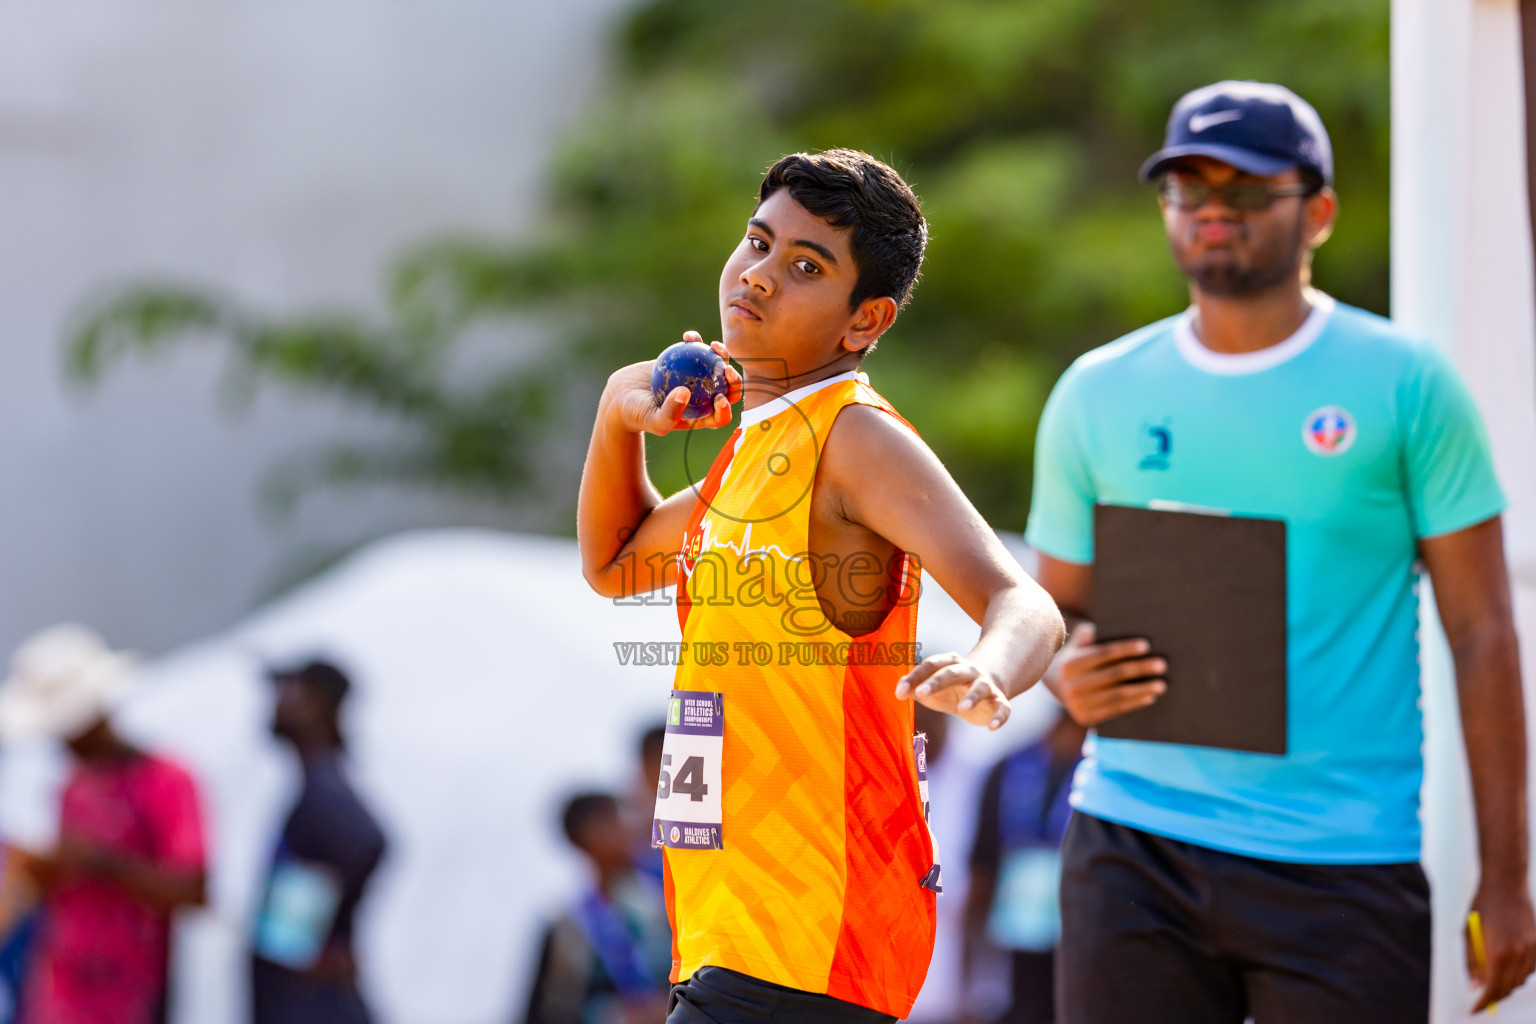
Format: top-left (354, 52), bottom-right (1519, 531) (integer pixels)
top-left (1092, 503), bottom-right (1288, 755)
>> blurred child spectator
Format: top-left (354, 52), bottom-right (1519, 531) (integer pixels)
top-left (622, 725), bottom-right (667, 885)
top-left (963, 711), bottom-right (1086, 1024)
top-left (252, 660), bottom-right (386, 1024)
top-left (524, 792), bottom-right (671, 1024)
top-left (0, 625), bottom-right (207, 1024)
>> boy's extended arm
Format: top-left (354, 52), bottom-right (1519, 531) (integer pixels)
top-left (822, 404), bottom-right (1066, 728)
top-left (578, 336), bottom-right (740, 598)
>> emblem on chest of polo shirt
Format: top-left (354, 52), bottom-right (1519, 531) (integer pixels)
top-left (1303, 406), bottom-right (1356, 456)
top-left (1138, 419), bottom-right (1173, 470)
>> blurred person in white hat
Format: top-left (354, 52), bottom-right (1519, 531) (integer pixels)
top-left (0, 625), bottom-right (206, 1024)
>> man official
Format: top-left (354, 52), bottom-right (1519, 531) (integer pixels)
top-left (1028, 81), bottom-right (1536, 1021)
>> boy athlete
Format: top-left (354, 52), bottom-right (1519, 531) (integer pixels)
top-left (578, 150), bottom-right (1065, 1023)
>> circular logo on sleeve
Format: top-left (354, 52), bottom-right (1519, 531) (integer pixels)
top-left (1302, 406), bottom-right (1356, 456)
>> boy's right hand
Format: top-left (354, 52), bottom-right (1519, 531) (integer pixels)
top-left (603, 332), bottom-right (741, 436)
top-left (1045, 623), bottom-right (1167, 726)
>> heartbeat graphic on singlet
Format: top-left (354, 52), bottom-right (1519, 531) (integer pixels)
top-left (696, 520), bottom-right (806, 565)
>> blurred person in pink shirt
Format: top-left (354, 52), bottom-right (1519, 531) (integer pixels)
top-left (0, 625), bottom-right (206, 1024)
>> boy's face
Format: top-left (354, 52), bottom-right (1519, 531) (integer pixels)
top-left (718, 189), bottom-right (889, 376)
top-left (574, 810), bottom-right (632, 873)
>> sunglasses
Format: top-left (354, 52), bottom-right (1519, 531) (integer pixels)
top-left (1159, 178), bottom-right (1317, 212)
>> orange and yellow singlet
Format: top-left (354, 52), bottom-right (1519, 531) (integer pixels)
top-left (654, 370), bottom-right (938, 1018)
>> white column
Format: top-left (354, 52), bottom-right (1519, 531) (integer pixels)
top-left (1393, 0), bottom-right (1536, 1020)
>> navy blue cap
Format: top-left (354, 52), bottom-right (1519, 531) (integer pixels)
top-left (268, 658), bottom-right (351, 703)
top-left (1138, 81), bottom-right (1333, 185)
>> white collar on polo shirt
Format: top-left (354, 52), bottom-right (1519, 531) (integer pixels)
top-left (1174, 291), bottom-right (1336, 375)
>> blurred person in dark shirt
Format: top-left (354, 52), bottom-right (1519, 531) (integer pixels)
top-left (907, 705), bottom-right (991, 1024)
top-left (252, 660), bottom-right (387, 1024)
top-left (963, 711), bottom-right (1086, 1024)
top-left (0, 625), bottom-right (207, 1024)
top-left (524, 792), bottom-right (671, 1024)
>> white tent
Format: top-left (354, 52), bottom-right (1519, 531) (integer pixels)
top-left (0, 529), bottom-right (1055, 1024)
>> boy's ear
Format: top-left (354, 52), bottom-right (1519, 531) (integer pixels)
top-left (843, 296), bottom-right (899, 355)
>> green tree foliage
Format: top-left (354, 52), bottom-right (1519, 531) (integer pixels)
top-left (67, 0), bottom-right (1388, 532)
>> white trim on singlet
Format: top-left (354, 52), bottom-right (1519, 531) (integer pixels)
top-left (1173, 291), bottom-right (1336, 376)
top-left (737, 370), bottom-right (868, 429)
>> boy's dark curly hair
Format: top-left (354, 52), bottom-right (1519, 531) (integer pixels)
top-left (758, 149), bottom-right (927, 311)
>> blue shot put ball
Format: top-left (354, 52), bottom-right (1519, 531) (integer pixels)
top-left (651, 341), bottom-right (729, 421)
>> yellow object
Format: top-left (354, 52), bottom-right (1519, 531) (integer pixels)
top-left (1468, 911), bottom-right (1498, 1015)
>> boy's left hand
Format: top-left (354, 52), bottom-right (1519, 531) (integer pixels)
top-left (896, 651), bottom-right (1012, 730)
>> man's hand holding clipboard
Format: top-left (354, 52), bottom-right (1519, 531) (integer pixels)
top-left (1045, 624), bottom-right (1167, 727)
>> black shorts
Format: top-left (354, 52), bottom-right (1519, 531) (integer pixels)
top-left (666, 966), bottom-right (897, 1024)
top-left (1057, 813), bottom-right (1431, 1024)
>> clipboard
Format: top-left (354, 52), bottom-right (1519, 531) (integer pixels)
top-left (1092, 503), bottom-right (1288, 755)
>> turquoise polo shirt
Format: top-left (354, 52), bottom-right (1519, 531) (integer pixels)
top-left (1025, 294), bottom-right (1505, 863)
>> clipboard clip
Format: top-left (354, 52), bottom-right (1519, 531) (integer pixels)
top-left (1145, 499), bottom-right (1233, 517)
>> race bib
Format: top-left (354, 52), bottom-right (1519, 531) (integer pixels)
top-left (253, 849), bottom-right (343, 969)
top-left (988, 847), bottom-right (1063, 952)
top-left (652, 690), bottom-right (724, 850)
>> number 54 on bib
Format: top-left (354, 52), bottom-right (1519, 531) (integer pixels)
top-left (652, 690), bottom-right (725, 851)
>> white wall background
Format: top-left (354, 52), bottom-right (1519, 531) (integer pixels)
top-left (0, 0), bottom-right (631, 660)
top-left (1394, 0), bottom-right (1536, 1018)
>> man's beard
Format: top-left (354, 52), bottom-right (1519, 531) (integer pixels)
top-left (1175, 217), bottom-right (1307, 297)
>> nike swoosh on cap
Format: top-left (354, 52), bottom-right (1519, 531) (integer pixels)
top-left (1189, 110), bottom-right (1244, 133)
